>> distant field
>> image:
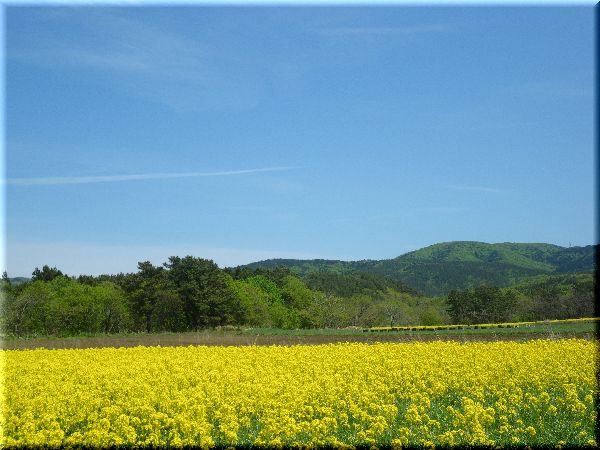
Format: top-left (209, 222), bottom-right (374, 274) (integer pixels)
top-left (2, 320), bottom-right (596, 350)
top-left (365, 317), bottom-right (599, 333)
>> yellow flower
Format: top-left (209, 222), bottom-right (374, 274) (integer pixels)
top-left (2, 339), bottom-right (597, 448)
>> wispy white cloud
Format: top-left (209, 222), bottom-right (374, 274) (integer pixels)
top-left (317, 24), bottom-right (448, 36)
top-left (9, 10), bottom-right (263, 112)
top-left (5, 167), bottom-right (301, 186)
top-left (446, 185), bottom-right (508, 193)
top-left (11, 11), bottom-right (206, 77)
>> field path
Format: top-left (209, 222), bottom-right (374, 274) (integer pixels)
top-left (2, 329), bottom-right (595, 350)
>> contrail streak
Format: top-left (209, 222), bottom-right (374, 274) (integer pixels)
top-left (4, 166), bottom-right (300, 186)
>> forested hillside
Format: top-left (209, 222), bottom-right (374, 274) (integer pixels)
top-left (0, 260), bottom-right (451, 337)
top-left (245, 242), bottom-right (596, 296)
top-left (0, 245), bottom-right (595, 337)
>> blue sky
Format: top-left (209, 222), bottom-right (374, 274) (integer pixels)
top-left (3, 6), bottom-right (595, 277)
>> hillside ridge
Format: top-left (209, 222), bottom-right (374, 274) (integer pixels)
top-left (241, 241), bottom-right (596, 296)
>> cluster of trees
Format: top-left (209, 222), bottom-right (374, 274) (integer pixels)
top-left (447, 286), bottom-right (517, 324)
top-left (1, 258), bottom-right (595, 337)
top-left (2, 277), bottom-right (130, 336)
top-left (508, 273), bottom-right (595, 322)
top-left (0, 258), bottom-right (449, 337)
top-left (445, 273), bottom-right (595, 324)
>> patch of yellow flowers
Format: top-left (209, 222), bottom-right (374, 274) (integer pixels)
top-left (367, 316), bottom-right (599, 332)
top-left (1, 339), bottom-right (597, 448)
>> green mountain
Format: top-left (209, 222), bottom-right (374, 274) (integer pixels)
top-left (509, 272), bottom-right (595, 296)
top-left (241, 242), bottom-right (597, 296)
top-left (303, 271), bottom-right (419, 298)
top-left (7, 277), bottom-right (30, 286)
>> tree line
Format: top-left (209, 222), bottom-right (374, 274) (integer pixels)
top-left (0, 258), bottom-right (595, 337)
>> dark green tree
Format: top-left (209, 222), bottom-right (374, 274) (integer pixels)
top-left (447, 285), bottom-right (517, 324)
top-left (1, 271), bottom-right (11, 288)
top-left (31, 265), bottom-right (64, 282)
top-left (128, 261), bottom-right (168, 332)
top-left (2, 281), bottom-right (50, 335)
top-left (447, 289), bottom-right (472, 324)
top-left (571, 279), bottom-right (594, 317)
top-left (165, 256), bottom-right (243, 329)
top-left (94, 282), bottom-right (132, 333)
top-left (150, 290), bottom-right (187, 332)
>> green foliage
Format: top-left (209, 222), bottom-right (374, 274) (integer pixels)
top-left (228, 278), bottom-right (272, 327)
top-left (509, 273), bottom-right (595, 321)
top-left (300, 293), bottom-right (347, 328)
top-left (447, 285), bottom-right (517, 324)
top-left (1, 277), bottom-right (131, 336)
top-left (4, 242), bottom-right (595, 337)
top-left (304, 271), bottom-right (417, 297)
top-left (1, 280), bottom-right (50, 335)
top-left (243, 259), bottom-right (353, 277)
top-left (244, 242), bottom-right (596, 296)
top-left (165, 256), bottom-right (243, 330)
top-left (446, 272), bottom-right (595, 324)
top-left (93, 281), bottom-right (132, 333)
top-left (150, 290), bottom-right (187, 332)
top-left (280, 275), bottom-right (314, 309)
top-left (231, 275), bottom-right (303, 329)
top-left (510, 272), bottom-right (594, 295)
top-left (244, 275), bottom-right (282, 305)
top-left (31, 265), bottom-right (64, 282)
top-left (547, 246), bottom-right (597, 273)
top-left (419, 306), bottom-right (444, 326)
top-left (224, 266), bottom-right (294, 286)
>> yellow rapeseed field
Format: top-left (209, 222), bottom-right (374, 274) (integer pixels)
top-left (1, 339), bottom-right (597, 448)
